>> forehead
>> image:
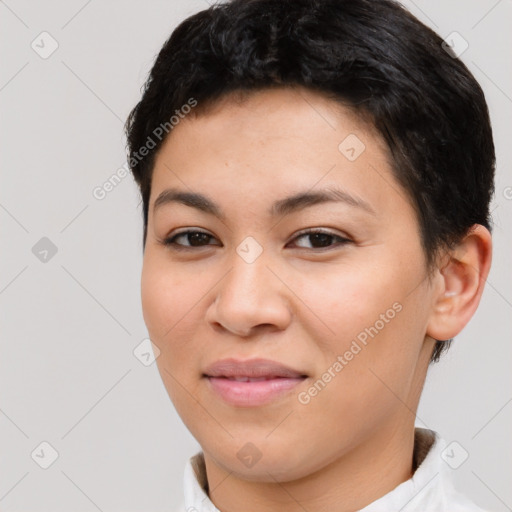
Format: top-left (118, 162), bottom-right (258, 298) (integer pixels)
top-left (182, 86), bottom-right (382, 143)
top-left (150, 86), bottom-right (412, 219)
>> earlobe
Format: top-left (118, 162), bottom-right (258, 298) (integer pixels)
top-left (426, 224), bottom-right (492, 341)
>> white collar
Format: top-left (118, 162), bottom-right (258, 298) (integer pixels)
top-left (182, 427), bottom-right (486, 511)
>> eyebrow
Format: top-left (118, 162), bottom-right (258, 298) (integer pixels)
top-left (152, 186), bottom-right (376, 219)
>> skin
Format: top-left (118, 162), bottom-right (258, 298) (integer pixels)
top-left (140, 86), bottom-right (492, 512)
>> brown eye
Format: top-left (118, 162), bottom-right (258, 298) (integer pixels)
top-left (290, 229), bottom-right (351, 250)
top-left (161, 228), bottom-right (351, 252)
top-left (163, 230), bottom-right (220, 250)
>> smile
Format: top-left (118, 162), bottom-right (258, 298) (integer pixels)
top-left (203, 358), bottom-right (308, 407)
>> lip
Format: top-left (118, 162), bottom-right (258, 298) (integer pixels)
top-left (203, 358), bottom-right (308, 407)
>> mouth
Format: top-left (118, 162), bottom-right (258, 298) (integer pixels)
top-left (215, 376), bottom-right (293, 382)
top-left (203, 358), bottom-right (308, 407)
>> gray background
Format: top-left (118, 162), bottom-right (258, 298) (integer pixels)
top-left (0, 1), bottom-right (510, 511)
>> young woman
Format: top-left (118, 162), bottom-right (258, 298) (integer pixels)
top-left (125, 1), bottom-right (494, 510)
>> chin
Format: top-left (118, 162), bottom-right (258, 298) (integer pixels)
top-left (204, 437), bottom-right (319, 483)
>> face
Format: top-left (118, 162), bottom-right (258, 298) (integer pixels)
top-left (141, 87), bottom-right (438, 482)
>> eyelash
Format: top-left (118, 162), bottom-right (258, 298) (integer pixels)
top-left (161, 228), bottom-right (352, 252)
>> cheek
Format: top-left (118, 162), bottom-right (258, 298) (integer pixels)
top-left (294, 260), bottom-right (425, 397)
top-left (141, 253), bottom-right (190, 340)
top-left (141, 257), bottom-right (204, 420)
top-left (141, 253), bottom-right (209, 385)
top-left (292, 263), bottom-right (403, 352)
top-left (292, 306), bottom-right (422, 462)
top-left (141, 258), bottom-right (193, 389)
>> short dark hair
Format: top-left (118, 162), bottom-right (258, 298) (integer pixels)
top-left (125, 0), bottom-right (495, 363)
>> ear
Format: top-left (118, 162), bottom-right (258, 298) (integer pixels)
top-left (426, 224), bottom-right (492, 341)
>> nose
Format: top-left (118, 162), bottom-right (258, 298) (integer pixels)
top-left (205, 250), bottom-right (293, 338)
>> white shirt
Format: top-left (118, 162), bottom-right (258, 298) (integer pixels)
top-left (181, 427), bottom-right (488, 511)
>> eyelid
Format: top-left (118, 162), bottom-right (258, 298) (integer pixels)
top-left (169, 227), bottom-right (211, 237)
top-left (292, 227), bottom-right (349, 239)
top-left (288, 228), bottom-right (352, 250)
top-left (161, 227), bottom-right (352, 251)
top-left (162, 228), bottom-right (220, 248)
